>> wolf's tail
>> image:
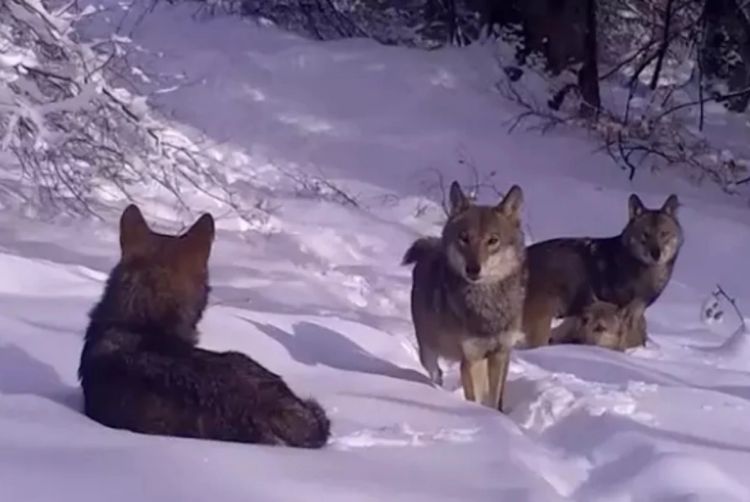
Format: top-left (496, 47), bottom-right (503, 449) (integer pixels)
top-left (266, 397), bottom-right (331, 449)
top-left (402, 237), bottom-right (441, 266)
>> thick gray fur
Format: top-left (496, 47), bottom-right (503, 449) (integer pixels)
top-left (402, 181), bottom-right (527, 412)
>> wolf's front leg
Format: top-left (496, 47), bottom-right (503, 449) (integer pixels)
top-left (418, 343), bottom-right (443, 387)
top-left (487, 349), bottom-right (511, 412)
top-left (460, 357), bottom-right (488, 404)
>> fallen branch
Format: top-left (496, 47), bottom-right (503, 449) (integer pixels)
top-left (714, 284), bottom-right (747, 331)
top-left (654, 85), bottom-right (750, 122)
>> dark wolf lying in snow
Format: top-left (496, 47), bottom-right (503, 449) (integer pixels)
top-left (78, 204), bottom-right (330, 448)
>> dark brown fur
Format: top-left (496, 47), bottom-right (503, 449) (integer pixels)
top-left (78, 205), bottom-right (330, 448)
top-left (523, 193), bottom-right (682, 348)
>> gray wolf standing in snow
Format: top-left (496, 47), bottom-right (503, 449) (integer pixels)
top-left (523, 193), bottom-right (682, 348)
top-left (79, 204), bottom-right (330, 448)
top-left (402, 181), bottom-right (527, 412)
top-left (550, 298), bottom-right (648, 351)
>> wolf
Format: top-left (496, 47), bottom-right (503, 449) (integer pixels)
top-left (549, 298), bottom-right (647, 351)
top-left (78, 204), bottom-right (330, 448)
top-left (402, 181), bottom-right (526, 412)
top-left (523, 193), bottom-right (682, 348)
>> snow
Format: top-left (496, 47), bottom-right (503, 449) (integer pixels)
top-left (2, 1), bottom-right (750, 501)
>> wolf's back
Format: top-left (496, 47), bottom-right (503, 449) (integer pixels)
top-left (79, 330), bottom-right (330, 449)
top-left (402, 236), bottom-right (441, 266)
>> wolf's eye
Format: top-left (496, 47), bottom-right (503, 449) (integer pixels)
top-left (459, 232), bottom-right (470, 245)
top-left (641, 233), bottom-right (650, 242)
top-left (487, 236), bottom-right (499, 246)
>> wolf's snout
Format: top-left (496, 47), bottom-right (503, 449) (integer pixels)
top-left (465, 264), bottom-right (481, 280)
top-left (649, 247), bottom-right (661, 261)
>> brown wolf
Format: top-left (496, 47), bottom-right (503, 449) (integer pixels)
top-left (523, 193), bottom-right (682, 348)
top-left (78, 205), bottom-right (330, 448)
top-left (550, 298), bottom-right (647, 351)
top-left (402, 181), bottom-right (526, 412)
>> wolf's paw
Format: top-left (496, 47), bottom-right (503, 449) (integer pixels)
top-left (428, 368), bottom-right (443, 388)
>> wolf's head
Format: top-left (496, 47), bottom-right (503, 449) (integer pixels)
top-left (578, 301), bottom-right (621, 348)
top-left (442, 181), bottom-right (525, 284)
top-left (578, 299), bottom-right (646, 349)
top-left (621, 194), bottom-right (683, 266)
top-left (93, 204), bottom-right (215, 344)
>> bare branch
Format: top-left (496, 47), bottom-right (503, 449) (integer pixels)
top-left (655, 86), bottom-right (750, 121)
top-left (649, 0), bottom-right (675, 90)
top-left (714, 284), bottom-right (747, 330)
top-left (0, 0), bottom-right (270, 228)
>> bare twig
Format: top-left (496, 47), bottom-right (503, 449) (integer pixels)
top-left (498, 79), bottom-right (566, 134)
top-left (697, 39), bottom-right (705, 131)
top-left (599, 39), bottom-right (658, 81)
top-left (277, 165), bottom-right (360, 208)
top-left (649, 0), bottom-right (675, 90)
top-left (714, 284), bottom-right (747, 330)
top-left (655, 85), bottom-right (750, 121)
top-left (0, 0), bottom-right (269, 227)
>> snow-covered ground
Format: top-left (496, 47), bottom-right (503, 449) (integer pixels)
top-left (2, 2), bottom-right (750, 501)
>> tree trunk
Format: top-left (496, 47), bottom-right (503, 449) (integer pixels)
top-left (649, 0), bottom-right (675, 90)
top-left (579, 0), bottom-right (601, 116)
top-left (701, 0), bottom-right (750, 112)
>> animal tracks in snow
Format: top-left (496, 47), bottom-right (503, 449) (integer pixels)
top-left (330, 423), bottom-right (479, 450)
top-left (505, 358), bottom-right (658, 435)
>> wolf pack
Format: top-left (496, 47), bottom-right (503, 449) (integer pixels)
top-left (77, 180), bottom-right (683, 449)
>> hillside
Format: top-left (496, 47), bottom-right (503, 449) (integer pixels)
top-left (2, 1), bottom-right (750, 501)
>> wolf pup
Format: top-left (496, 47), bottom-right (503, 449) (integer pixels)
top-left (78, 205), bottom-right (330, 448)
top-left (550, 298), bottom-right (647, 351)
top-left (524, 193), bottom-right (682, 348)
top-left (402, 181), bottom-right (526, 412)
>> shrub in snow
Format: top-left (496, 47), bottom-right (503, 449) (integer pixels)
top-left (184, 0), bottom-right (484, 49)
top-left (0, 0), bottom-right (266, 224)
top-left (490, 0), bottom-right (750, 198)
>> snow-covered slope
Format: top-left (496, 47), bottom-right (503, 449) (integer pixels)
top-left (2, 2), bottom-right (750, 501)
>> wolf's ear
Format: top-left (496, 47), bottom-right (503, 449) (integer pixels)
top-left (448, 181), bottom-right (470, 216)
top-left (661, 194), bottom-right (679, 216)
top-left (119, 204), bottom-right (152, 259)
top-left (496, 185), bottom-right (523, 219)
top-left (628, 194), bottom-right (646, 219)
top-left (182, 213), bottom-right (215, 266)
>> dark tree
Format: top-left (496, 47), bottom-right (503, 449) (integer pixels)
top-left (649, 0), bottom-right (675, 90)
top-left (483, 0), bottom-right (601, 114)
top-left (579, 0), bottom-right (601, 115)
top-left (701, 0), bottom-right (750, 112)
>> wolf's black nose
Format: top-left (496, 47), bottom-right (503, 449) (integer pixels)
top-left (650, 248), bottom-right (661, 261)
top-left (465, 264), bottom-right (481, 280)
